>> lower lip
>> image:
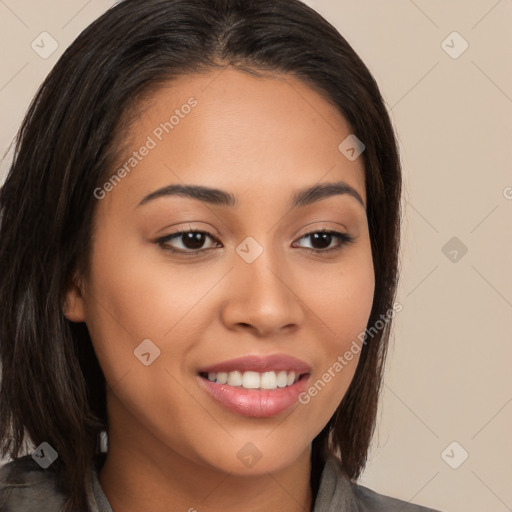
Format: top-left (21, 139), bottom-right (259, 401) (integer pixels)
top-left (197, 374), bottom-right (310, 418)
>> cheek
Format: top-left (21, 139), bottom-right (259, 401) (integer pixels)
top-left (293, 245), bottom-right (374, 422)
top-left (83, 225), bottom-right (195, 337)
top-left (300, 244), bottom-right (375, 348)
top-left (80, 237), bottom-right (207, 446)
top-left (81, 226), bottom-right (235, 394)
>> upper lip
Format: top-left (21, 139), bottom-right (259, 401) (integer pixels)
top-left (197, 354), bottom-right (311, 375)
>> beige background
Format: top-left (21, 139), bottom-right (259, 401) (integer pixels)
top-left (1, 1), bottom-right (511, 511)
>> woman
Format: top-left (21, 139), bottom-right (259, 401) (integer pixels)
top-left (0, 0), bottom-right (444, 511)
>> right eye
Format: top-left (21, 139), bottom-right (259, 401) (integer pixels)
top-left (155, 229), bottom-right (223, 254)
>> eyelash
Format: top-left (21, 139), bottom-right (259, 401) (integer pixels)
top-left (154, 228), bottom-right (355, 257)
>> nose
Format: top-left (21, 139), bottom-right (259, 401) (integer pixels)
top-left (220, 246), bottom-right (305, 338)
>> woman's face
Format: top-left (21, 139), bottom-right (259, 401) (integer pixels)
top-left (65, 68), bottom-right (375, 475)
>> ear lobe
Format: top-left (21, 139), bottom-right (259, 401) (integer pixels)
top-left (62, 274), bottom-right (86, 322)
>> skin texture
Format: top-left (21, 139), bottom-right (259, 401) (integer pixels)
top-left (63, 68), bottom-right (375, 512)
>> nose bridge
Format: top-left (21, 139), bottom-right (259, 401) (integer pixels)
top-left (221, 234), bottom-right (303, 335)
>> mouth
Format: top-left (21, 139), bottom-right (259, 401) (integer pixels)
top-left (195, 353), bottom-right (312, 417)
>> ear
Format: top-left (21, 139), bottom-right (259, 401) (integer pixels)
top-left (62, 273), bottom-right (87, 322)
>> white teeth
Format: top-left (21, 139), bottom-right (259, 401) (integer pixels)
top-left (216, 372), bottom-right (228, 384)
top-left (276, 371), bottom-right (288, 388)
top-left (205, 370), bottom-right (300, 389)
top-left (227, 370), bottom-right (242, 387)
top-left (242, 371), bottom-right (260, 389)
top-left (260, 371), bottom-right (277, 389)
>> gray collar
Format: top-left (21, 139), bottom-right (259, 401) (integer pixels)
top-left (312, 455), bottom-right (358, 512)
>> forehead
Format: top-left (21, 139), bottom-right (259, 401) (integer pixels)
top-left (102, 68), bottom-right (366, 213)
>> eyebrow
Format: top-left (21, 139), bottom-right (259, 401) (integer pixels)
top-left (137, 181), bottom-right (365, 210)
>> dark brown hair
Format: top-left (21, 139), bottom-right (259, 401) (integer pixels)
top-left (0, 0), bottom-right (401, 510)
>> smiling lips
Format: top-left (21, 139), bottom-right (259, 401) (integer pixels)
top-left (197, 353), bottom-right (312, 417)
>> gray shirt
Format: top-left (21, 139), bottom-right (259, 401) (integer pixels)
top-left (0, 453), bottom-right (443, 511)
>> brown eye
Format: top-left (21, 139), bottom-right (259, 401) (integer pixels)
top-left (292, 230), bottom-right (355, 253)
top-left (156, 230), bottom-right (222, 253)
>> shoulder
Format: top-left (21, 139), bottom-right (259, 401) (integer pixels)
top-left (0, 455), bottom-right (67, 512)
top-left (317, 454), bottom-right (445, 512)
top-left (350, 480), bottom-right (443, 511)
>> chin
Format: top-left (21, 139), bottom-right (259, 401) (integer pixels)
top-left (193, 438), bottom-right (309, 477)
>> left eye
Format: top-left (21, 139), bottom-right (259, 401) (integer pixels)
top-left (293, 230), bottom-right (355, 252)
top-left (155, 229), bottom-right (354, 254)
